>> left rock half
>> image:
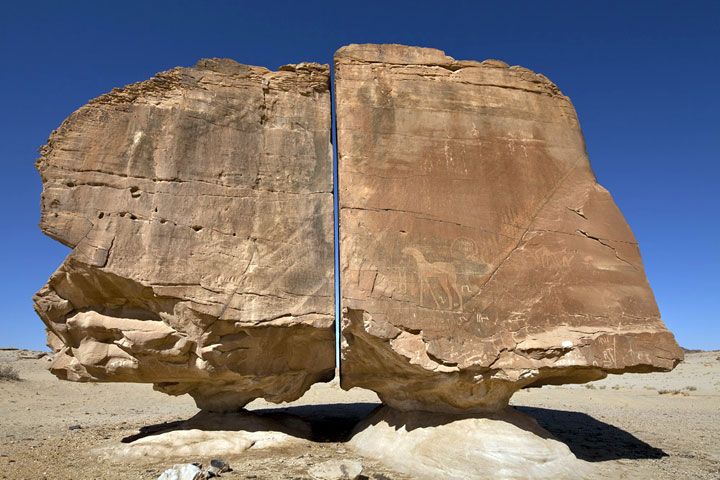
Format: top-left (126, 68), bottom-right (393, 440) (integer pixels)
top-left (34, 59), bottom-right (335, 411)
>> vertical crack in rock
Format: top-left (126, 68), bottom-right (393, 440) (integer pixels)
top-left (34, 58), bottom-right (335, 411)
top-left (335, 43), bottom-right (682, 414)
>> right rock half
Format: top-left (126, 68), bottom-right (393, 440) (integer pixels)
top-left (335, 44), bottom-right (683, 413)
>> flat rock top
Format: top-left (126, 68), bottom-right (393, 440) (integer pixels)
top-left (335, 43), bottom-right (457, 65)
top-left (336, 43), bottom-right (508, 70)
top-left (335, 43), bottom-right (561, 95)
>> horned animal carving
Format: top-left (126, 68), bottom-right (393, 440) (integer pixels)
top-left (402, 247), bottom-right (463, 310)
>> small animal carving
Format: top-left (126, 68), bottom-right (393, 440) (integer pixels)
top-left (403, 247), bottom-right (463, 310)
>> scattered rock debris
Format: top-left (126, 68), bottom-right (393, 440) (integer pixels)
top-left (157, 460), bottom-right (232, 480)
top-left (308, 459), bottom-right (364, 480)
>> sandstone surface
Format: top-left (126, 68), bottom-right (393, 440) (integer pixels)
top-left (349, 406), bottom-right (588, 480)
top-left (336, 44), bottom-right (683, 413)
top-left (34, 58), bottom-right (335, 411)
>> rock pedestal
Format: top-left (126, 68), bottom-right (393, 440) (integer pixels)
top-left (106, 410), bottom-right (311, 460)
top-left (349, 406), bottom-right (589, 480)
top-left (34, 59), bottom-right (335, 411)
top-left (335, 44), bottom-right (682, 413)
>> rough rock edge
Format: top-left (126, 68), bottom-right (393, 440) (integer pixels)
top-left (334, 43), bottom-right (564, 97)
top-left (341, 307), bottom-right (681, 413)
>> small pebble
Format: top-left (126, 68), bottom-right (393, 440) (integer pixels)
top-left (210, 459), bottom-right (231, 473)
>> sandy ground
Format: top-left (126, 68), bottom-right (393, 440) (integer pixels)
top-left (1, 349), bottom-right (718, 479)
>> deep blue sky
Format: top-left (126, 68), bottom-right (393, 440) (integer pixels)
top-left (1, 1), bottom-right (718, 350)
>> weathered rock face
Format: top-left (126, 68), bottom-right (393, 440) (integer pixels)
top-left (34, 58), bottom-right (335, 411)
top-left (336, 44), bottom-right (683, 413)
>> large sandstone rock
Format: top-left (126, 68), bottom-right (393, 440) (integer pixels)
top-left (349, 407), bottom-right (589, 480)
top-left (34, 58), bottom-right (335, 411)
top-left (336, 44), bottom-right (683, 413)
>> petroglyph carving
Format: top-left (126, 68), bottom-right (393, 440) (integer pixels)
top-left (451, 237), bottom-right (490, 276)
top-left (451, 237), bottom-right (478, 258)
top-left (403, 247), bottom-right (463, 310)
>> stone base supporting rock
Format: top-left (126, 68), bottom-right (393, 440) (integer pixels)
top-left (348, 406), bottom-right (590, 480)
top-left (101, 411), bottom-right (311, 460)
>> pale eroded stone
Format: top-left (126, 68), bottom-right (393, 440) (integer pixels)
top-left (157, 464), bottom-right (203, 480)
top-left (349, 406), bottom-right (589, 480)
top-left (105, 411), bottom-right (310, 460)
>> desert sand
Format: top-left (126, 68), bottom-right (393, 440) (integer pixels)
top-left (1, 349), bottom-right (718, 479)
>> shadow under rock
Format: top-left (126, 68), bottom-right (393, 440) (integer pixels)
top-left (357, 404), bottom-right (560, 440)
top-left (121, 401), bottom-right (664, 463)
top-left (260, 402), bottom-right (380, 442)
top-left (122, 402), bottom-right (380, 444)
top-left (516, 406), bottom-right (668, 462)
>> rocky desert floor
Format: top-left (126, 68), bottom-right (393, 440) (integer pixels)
top-left (1, 349), bottom-right (718, 480)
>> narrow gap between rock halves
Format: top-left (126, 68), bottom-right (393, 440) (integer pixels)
top-left (330, 69), bottom-right (342, 379)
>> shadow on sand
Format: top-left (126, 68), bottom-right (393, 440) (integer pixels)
top-left (123, 402), bottom-right (667, 462)
top-left (517, 406), bottom-right (668, 462)
top-left (122, 402), bottom-right (380, 444)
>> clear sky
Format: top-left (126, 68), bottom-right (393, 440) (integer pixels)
top-left (1, 1), bottom-right (718, 351)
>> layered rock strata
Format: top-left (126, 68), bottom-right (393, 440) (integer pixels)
top-left (35, 58), bottom-right (335, 411)
top-left (335, 44), bottom-right (682, 413)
